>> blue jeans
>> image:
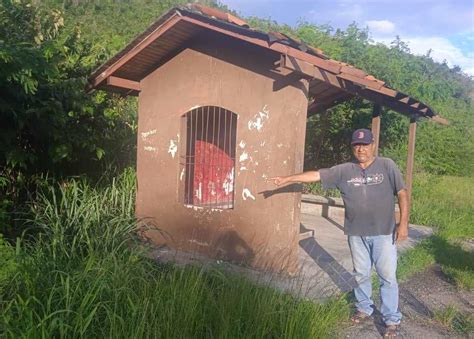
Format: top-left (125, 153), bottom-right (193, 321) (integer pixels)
top-left (348, 234), bottom-right (402, 325)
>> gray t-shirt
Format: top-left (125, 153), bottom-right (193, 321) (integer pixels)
top-left (319, 157), bottom-right (405, 236)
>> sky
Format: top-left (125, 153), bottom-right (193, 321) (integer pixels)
top-left (221, 0), bottom-right (474, 76)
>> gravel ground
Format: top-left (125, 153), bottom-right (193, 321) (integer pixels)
top-left (344, 265), bottom-right (474, 338)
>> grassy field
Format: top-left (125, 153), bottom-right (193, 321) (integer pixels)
top-left (0, 169), bottom-right (349, 338)
top-left (398, 174), bottom-right (474, 289)
top-left (1, 169), bottom-right (471, 337)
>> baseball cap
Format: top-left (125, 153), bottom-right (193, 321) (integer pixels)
top-left (351, 128), bottom-right (373, 145)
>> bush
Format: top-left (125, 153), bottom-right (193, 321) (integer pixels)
top-left (0, 234), bottom-right (17, 294)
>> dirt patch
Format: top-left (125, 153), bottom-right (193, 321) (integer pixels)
top-left (344, 265), bottom-right (473, 338)
top-left (460, 238), bottom-right (474, 253)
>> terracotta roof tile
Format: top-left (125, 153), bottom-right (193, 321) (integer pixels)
top-left (190, 4), bottom-right (249, 27)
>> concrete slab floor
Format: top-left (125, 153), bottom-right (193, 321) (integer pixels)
top-left (148, 199), bottom-right (434, 301)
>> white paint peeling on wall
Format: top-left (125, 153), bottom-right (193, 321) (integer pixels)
top-left (189, 239), bottom-right (209, 247)
top-left (195, 182), bottom-right (202, 201)
top-left (262, 173), bottom-right (268, 180)
top-left (141, 129), bottom-right (157, 139)
top-left (144, 146), bottom-right (157, 152)
top-left (222, 168), bottom-right (234, 195)
top-left (239, 166), bottom-right (248, 171)
top-left (277, 143), bottom-right (284, 148)
top-left (185, 205), bottom-right (204, 211)
top-left (239, 140), bottom-right (246, 149)
top-left (283, 160), bottom-right (287, 165)
top-left (248, 105), bottom-right (270, 132)
top-left (168, 139), bottom-right (178, 158)
top-left (180, 168), bottom-right (185, 181)
top-left (242, 188), bottom-right (256, 201)
top-left (260, 140), bottom-right (266, 147)
top-left (239, 151), bottom-right (249, 162)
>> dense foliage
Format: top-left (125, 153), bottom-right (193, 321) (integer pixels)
top-left (0, 0), bottom-right (137, 174)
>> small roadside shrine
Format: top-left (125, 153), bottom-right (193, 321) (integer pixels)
top-left (88, 4), bottom-right (447, 273)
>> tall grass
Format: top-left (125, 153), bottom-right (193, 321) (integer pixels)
top-left (398, 174), bottom-right (474, 289)
top-left (1, 168), bottom-right (348, 338)
top-left (410, 174), bottom-right (474, 239)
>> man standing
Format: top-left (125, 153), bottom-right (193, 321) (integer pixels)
top-left (271, 128), bottom-right (408, 338)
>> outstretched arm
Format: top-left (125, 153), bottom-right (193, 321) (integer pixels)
top-left (395, 189), bottom-right (409, 242)
top-left (270, 171), bottom-right (321, 187)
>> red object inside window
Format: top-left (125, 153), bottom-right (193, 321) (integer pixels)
top-left (193, 140), bottom-right (234, 207)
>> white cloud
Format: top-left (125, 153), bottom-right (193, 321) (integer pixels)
top-left (365, 20), bottom-right (395, 34)
top-left (374, 36), bottom-right (474, 76)
top-left (406, 37), bottom-right (474, 75)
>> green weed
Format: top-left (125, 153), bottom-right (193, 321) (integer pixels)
top-left (404, 174), bottom-right (474, 289)
top-left (433, 305), bottom-right (474, 334)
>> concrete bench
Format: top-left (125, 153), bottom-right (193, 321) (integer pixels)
top-left (299, 194), bottom-right (401, 240)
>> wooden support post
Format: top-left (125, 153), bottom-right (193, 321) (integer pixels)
top-left (371, 103), bottom-right (381, 156)
top-left (405, 117), bottom-right (417, 219)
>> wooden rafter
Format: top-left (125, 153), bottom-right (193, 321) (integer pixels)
top-left (107, 76), bottom-right (141, 92)
top-left (307, 91), bottom-right (353, 116)
top-left (431, 115), bottom-right (449, 125)
top-left (89, 13), bottom-right (181, 89)
top-left (281, 54), bottom-right (447, 123)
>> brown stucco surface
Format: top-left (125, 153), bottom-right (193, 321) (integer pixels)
top-left (136, 34), bottom-right (309, 272)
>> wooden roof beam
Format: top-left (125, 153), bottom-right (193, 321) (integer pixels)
top-left (342, 81), bottom-right (430, 118)
top-left (307, 92), bottom-right (353, 116)
top-left (431, 115), bottom-right (449, 125)
top-left (107, 76), bottom-right (141, 92)
top-left (89, 13), bottom-right (181, 90)
top-left (281, 54), bottom-right (448, 124)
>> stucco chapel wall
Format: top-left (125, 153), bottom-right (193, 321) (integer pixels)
top-left (136, 35), bottom-right (309, 272)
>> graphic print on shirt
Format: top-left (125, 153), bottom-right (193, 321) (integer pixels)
top-left (347, 173), bottom-right (384, 187)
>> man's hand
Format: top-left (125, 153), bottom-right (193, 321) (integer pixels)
top-left (395, 223), bottom-right (408, 243)
top-left (270, 171), bottom-right (320, 187)
top-left (270, 176), bottom-right (289, 187)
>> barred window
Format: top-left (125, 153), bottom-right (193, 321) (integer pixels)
top-left (179, 106), bottom-right (237, 209)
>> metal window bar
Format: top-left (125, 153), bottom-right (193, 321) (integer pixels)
top-left (181, 106), bottom-right (237, 209)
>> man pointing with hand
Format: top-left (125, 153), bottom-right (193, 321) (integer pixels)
top-left (271, 128), bottom-right (408, 338)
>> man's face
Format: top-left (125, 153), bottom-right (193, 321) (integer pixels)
top-left (352, 142), bottom-right (375, 164)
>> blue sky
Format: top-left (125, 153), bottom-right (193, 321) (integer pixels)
top-left (221, 0), bottom-right (474, 75)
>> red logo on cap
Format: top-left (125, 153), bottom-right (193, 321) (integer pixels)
top-left (358, 131), bottom-right (364, 139)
